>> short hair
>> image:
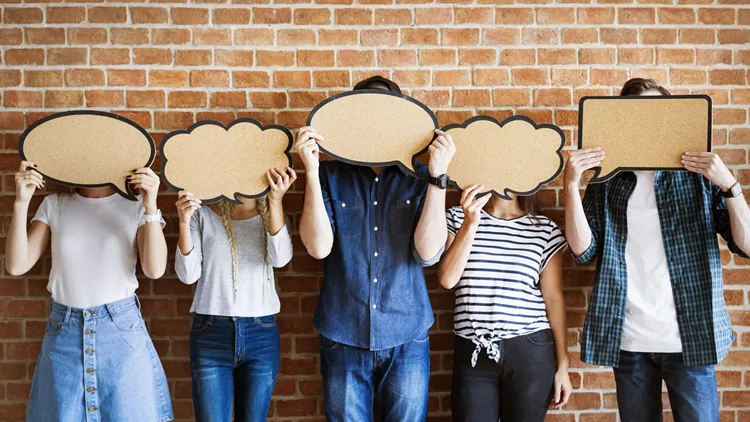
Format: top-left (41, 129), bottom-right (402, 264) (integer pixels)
top-left (353, 75), bottom-right (402, 94)
top-left (620, 78), bottom-right (671, 96)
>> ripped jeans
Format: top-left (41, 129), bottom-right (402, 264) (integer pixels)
top-left (190, 314), bottom-right (280, 422)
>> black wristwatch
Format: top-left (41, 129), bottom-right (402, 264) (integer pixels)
top-left (428, 174), bottom-right (449, 189)
top-left (722, 182), bottom-right (742, 199)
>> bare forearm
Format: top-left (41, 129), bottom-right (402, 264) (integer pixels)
top-left (6, 201), bottom-right (31, 275)
top-left (268, 198), bottom-right (285, 235)
top-left (564, 183), bottom-right (592, 257)
top-left (415, 185), bottom-right (447, 261)
top-left (300, 172), bottom-right (333, 259)
top-left (177, 223), bottom-right (193, 256)
top-left (139, 218), bottom-right (167, 279)
top-left (545, 297), bottom-right (569, 370)
top-left (726, 195), bottom-right (750, 254)
top-left (438, 226), bottom-right (476, 289)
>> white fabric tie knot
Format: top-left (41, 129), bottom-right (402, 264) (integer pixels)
top-left (471, 335), bottom-right (501, 367)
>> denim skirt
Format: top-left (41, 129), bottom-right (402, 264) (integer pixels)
top-left (27, 295), bottom-right (174, 422)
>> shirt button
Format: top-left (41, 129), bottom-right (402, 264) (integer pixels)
top-left (374, 226), bottom-right (378, 231)
top-left (88, 406), bottom-right (97, 412)
top-left (374, 252), bottom-right (378, 257)
top-left (86, 387), bottom-right (96, 393)
top-left (85, 348), bottom-right (94, 355)
top-left (373, 201), bottom-right (378, 205)
top-left (373, 278), bottom-right (378, 283)
top-left (341, 203), bottom-right (346, 208)
top-left (406, 200), bottom-right (411, 204)
top-left (85, 329), bottom-right (93, 335)
top-left (372, 304), bottom-right (377, 309)
top-left (84, 311), bottom-right (91, 318)
top-left (375, 177), bottom-right (379, 182)
top-left (86, 368), bottom-right (95, 374)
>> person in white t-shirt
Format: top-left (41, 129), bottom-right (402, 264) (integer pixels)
top-left (7, 161), bottom-right (173, 422)
top-left (174, 167), bottom-right (295, 422)
top-left (438, 185), bottom-right (572, 422)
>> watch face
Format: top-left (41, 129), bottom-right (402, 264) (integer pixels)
top-left (438, 174), bottom-right (449, 188)
top-left (731, 183), bottom-right (743, 197)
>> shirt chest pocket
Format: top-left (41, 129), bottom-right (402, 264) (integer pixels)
top-left (333, 199), bottom-right (364, 240)
top-left (388, 197), bottom-right (418, 238)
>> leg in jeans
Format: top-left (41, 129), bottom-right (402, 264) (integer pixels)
top-left (451, 335), bottom-right (501, 422)
top-left (234, 316), bottom-right (281, 422)
top-left (498, 330), bottom-right (556, 422)
top-left (320, 335), bottom-right (375, 422)
top-left (613, 351), bottom-right (663, 422)
top-left (659, 354), bottom-right (719, 422)
top-left (375, 332), bottom-right (431, 422)
top-left (190, 315), bottom-right (234, 422)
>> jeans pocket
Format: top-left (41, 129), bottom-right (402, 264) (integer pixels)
top-left (191, 314), bottom-right (211, 333)
top-left (256, 315), bottom-right (277, 328)
top-left (319, 335), bottom-right (339, 351)
top-left (524, 329), bottom-right (554, 347)
top-left (112, 308), bottom-right (144, 332)
top-left (44, 318), bottom-right (66, 337)
top-left (412, 333), bottom-right (430, 344)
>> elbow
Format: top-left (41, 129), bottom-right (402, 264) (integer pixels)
top-left (6, 264), bottom-right (26, 277)
top-left (143, 264), bottom-right (166, 280)
top-left (306, 244), bottom-right (331, 260)
top-left (436, 268), bottom-right (456, 290)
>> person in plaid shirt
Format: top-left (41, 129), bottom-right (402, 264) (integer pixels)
top-left (564, 78), bottom-right (750, 422)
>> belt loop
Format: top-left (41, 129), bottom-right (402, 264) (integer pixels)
top-left (63, 305), bottom-right (72, 324)
top-left (208, 315), bottom-right (215, 324)
top-left (134, 295), bottom-right (142, 312)
top-left (105, 302), bottom-right (115, 319)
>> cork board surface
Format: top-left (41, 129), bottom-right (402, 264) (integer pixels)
top-left (160, 119), bottom-right (292, 203)
top-left (19, 111), bottom-right (155, 201)
top-left (579, 95), bottom-right (712, 183)
top-left (443, 116), bottom-right (565, 199)
top-left (306, 89), bottom-right (438, 173)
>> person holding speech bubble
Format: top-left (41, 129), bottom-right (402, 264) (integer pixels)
top-left (438, 186), bottom-right (572, 422)
top-left (296, 76), bottom-right (454, 422)
top-left (173, 167), bottom-right (295, 422)
top-left (6, 162), bottom-right (173, 422)
top-left (564, 78), bottom-right (750, 422)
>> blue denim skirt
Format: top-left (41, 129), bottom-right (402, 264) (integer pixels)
top-left (27, 295), bottom-right (174, 422)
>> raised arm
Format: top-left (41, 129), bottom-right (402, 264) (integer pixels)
top-left (175, 191), bottom-right (202, 285)
top-left (414, 129), bottom-right (455, 264)
top-left (266, 167), bottom-right (297, 268)
top-left (296, 127), bottom-right (334, 260)
top-left (133, 168), bottom-right (168, 280)
top-left (563, 148), bottom-right (605, 258)
top-left (6, 161), bottom-right (50, 276)
top-left (437, 186), bottom-right (490, 289)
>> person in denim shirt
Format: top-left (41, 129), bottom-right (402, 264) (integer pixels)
top-left (565, 78), bottom-right (750, 422)
top-left (295, 76), bottom-right (455, 421)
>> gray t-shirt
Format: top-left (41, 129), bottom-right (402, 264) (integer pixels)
top-left (175, 206), bottom-right (293, 317)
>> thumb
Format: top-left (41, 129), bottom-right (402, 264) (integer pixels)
top-left (554, 383), bottom-right (561, 403)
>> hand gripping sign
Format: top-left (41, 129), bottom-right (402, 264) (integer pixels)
top-left (19, 111), bottom-right (155, 201)
top-left (159, 119), bottom-right (293, 203)
top-left (441, 115), bottom-right (565, 199)
top-left (579, 95), bottom-right (712, 183)
top-left (306, 89), bottom-right (438, 174)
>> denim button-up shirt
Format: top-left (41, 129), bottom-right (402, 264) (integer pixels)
top-left (575, 171), bottom-right (746, 367)
top-left (312, 161), bottom-right (442, 350)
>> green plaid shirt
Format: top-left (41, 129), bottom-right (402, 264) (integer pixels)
top-left (575, 171), bottom-right (746, 367)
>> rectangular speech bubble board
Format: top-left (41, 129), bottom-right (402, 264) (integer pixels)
top-left (578, 95), bottom-right (712, 183)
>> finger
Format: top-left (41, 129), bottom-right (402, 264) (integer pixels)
top-left (266, 172), bottom-right (278, 190)
top-left (683, 163), bottom-right (705, 174)
top-left (477, 192), bottom-right (492, 206)
top-left (287, 167), bottom-right (298, 182)
top-left (434, 129), bottom-right (446, 137)
top-left (681, 159), bottom-right (707, 169)
top-left (460, 184), bottom-right (480, 205)
top-left (684, 152), bottom-right (713, 158)
top-left (433, 136), bottom-right (448, 149)
top-left (465, 185), bottom-right (485, 205)
top-left (571, 147), bottom-right (602, 157)
top-left (280, 167), bottom-right (290, 185)
top-left (576, 158), bottom-right (603, 169)
top-left (20, 161), bottom-right (38, 172)
top-left (681, 155), bottom-right (713, 164)
top-left (561, 387), bottom-right (571, 407)
top-left (554, 384), bottom-right (561, 404)
top-left (27, 173), bottom-right (44, 186)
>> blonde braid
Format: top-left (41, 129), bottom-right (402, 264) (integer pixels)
top-left (218, 200), bottom-right (239, 293)
top-left (257, 195), bottom-right (272, 283)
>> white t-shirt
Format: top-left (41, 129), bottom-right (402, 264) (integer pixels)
top-left (32, 192), bottom-right (160, 309)
top-left (620, 172), bottom-right (682, 353)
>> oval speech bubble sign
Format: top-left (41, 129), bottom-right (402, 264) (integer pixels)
top-left (306, 89), bottom-right (437, 173)
top-left (19, 111), bottom-right (155, 200)
top-left (443, 115), bottom-right (565, 199)
top-left (160, 119), bottom-right (293, 203)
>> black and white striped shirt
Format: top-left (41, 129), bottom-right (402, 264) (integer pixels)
top-left (446, 207), bottom-right (567, 364)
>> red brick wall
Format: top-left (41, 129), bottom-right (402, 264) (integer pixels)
top-left (1, 1), bottom-right (749, 421)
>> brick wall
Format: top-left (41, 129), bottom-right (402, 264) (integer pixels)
top-left (0, 1), bottom-right (749, 421)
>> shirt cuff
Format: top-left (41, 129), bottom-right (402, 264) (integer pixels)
top-left (572, 241), bottom-right (597, 265)
top-left (414, 244), bottom-right (445, 268)
top-left (267, 224), bottom-right (290, 243)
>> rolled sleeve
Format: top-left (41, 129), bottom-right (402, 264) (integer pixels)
top-left (174, 213), bottom-right (202, 285)
top-left (413, 243), bottom-right (445, 267)
top-left (267, 220), bottom-right (294, 268)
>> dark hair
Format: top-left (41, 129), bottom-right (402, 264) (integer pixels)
top-left (521, 194), bottom-right (540, 217)
top-left (353, 75), bottom-right (402, 94)
top-left (620, 78), bottom-right (671, 96)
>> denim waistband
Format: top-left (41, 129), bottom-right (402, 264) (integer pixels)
top-left (50, 295), bottom-right (141, 323)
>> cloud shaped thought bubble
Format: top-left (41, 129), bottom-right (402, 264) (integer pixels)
top-left (160, 119), bottom-right (293, 203)
top-left (19, 110), bottom-right (155, 201)
top-left (442, 115), bottom-right (565, 199)
top-left (306, 89), bottom-right (437, 174)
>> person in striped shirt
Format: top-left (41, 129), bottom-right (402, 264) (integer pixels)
top-left (438, 184), bottom-right (572, 422)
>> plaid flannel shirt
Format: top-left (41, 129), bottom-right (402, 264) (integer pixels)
top-left (575, 171), bottom-right (746, 367)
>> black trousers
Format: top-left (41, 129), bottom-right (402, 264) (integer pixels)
top-left (451, 331), bottom-right (556, 422)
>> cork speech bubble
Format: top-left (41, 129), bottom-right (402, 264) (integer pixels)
top-left (579, 95), bottom-right (712, 183)
top-left (306, 89), bottom-right (438, 173)
top-left (442, 116), bottom-right (565, 199)
top-left (160, 119), bottom-right (293, 203)
top-left (19, 111), bottom-right (155, 201)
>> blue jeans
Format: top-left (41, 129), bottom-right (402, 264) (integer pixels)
top-left (320, 332), bottom-right (430, 422)
top-left (613, 351), bottom-right (719, 422)
top-left (190, 314), bottom-right (280, 422)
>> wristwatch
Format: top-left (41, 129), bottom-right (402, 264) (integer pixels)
top-left (722, 182), bottom-right (742, 199)
top-left (141, 209), bottom-right (163, 225)
top-left (428, 174), bottom-right (449, 189)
